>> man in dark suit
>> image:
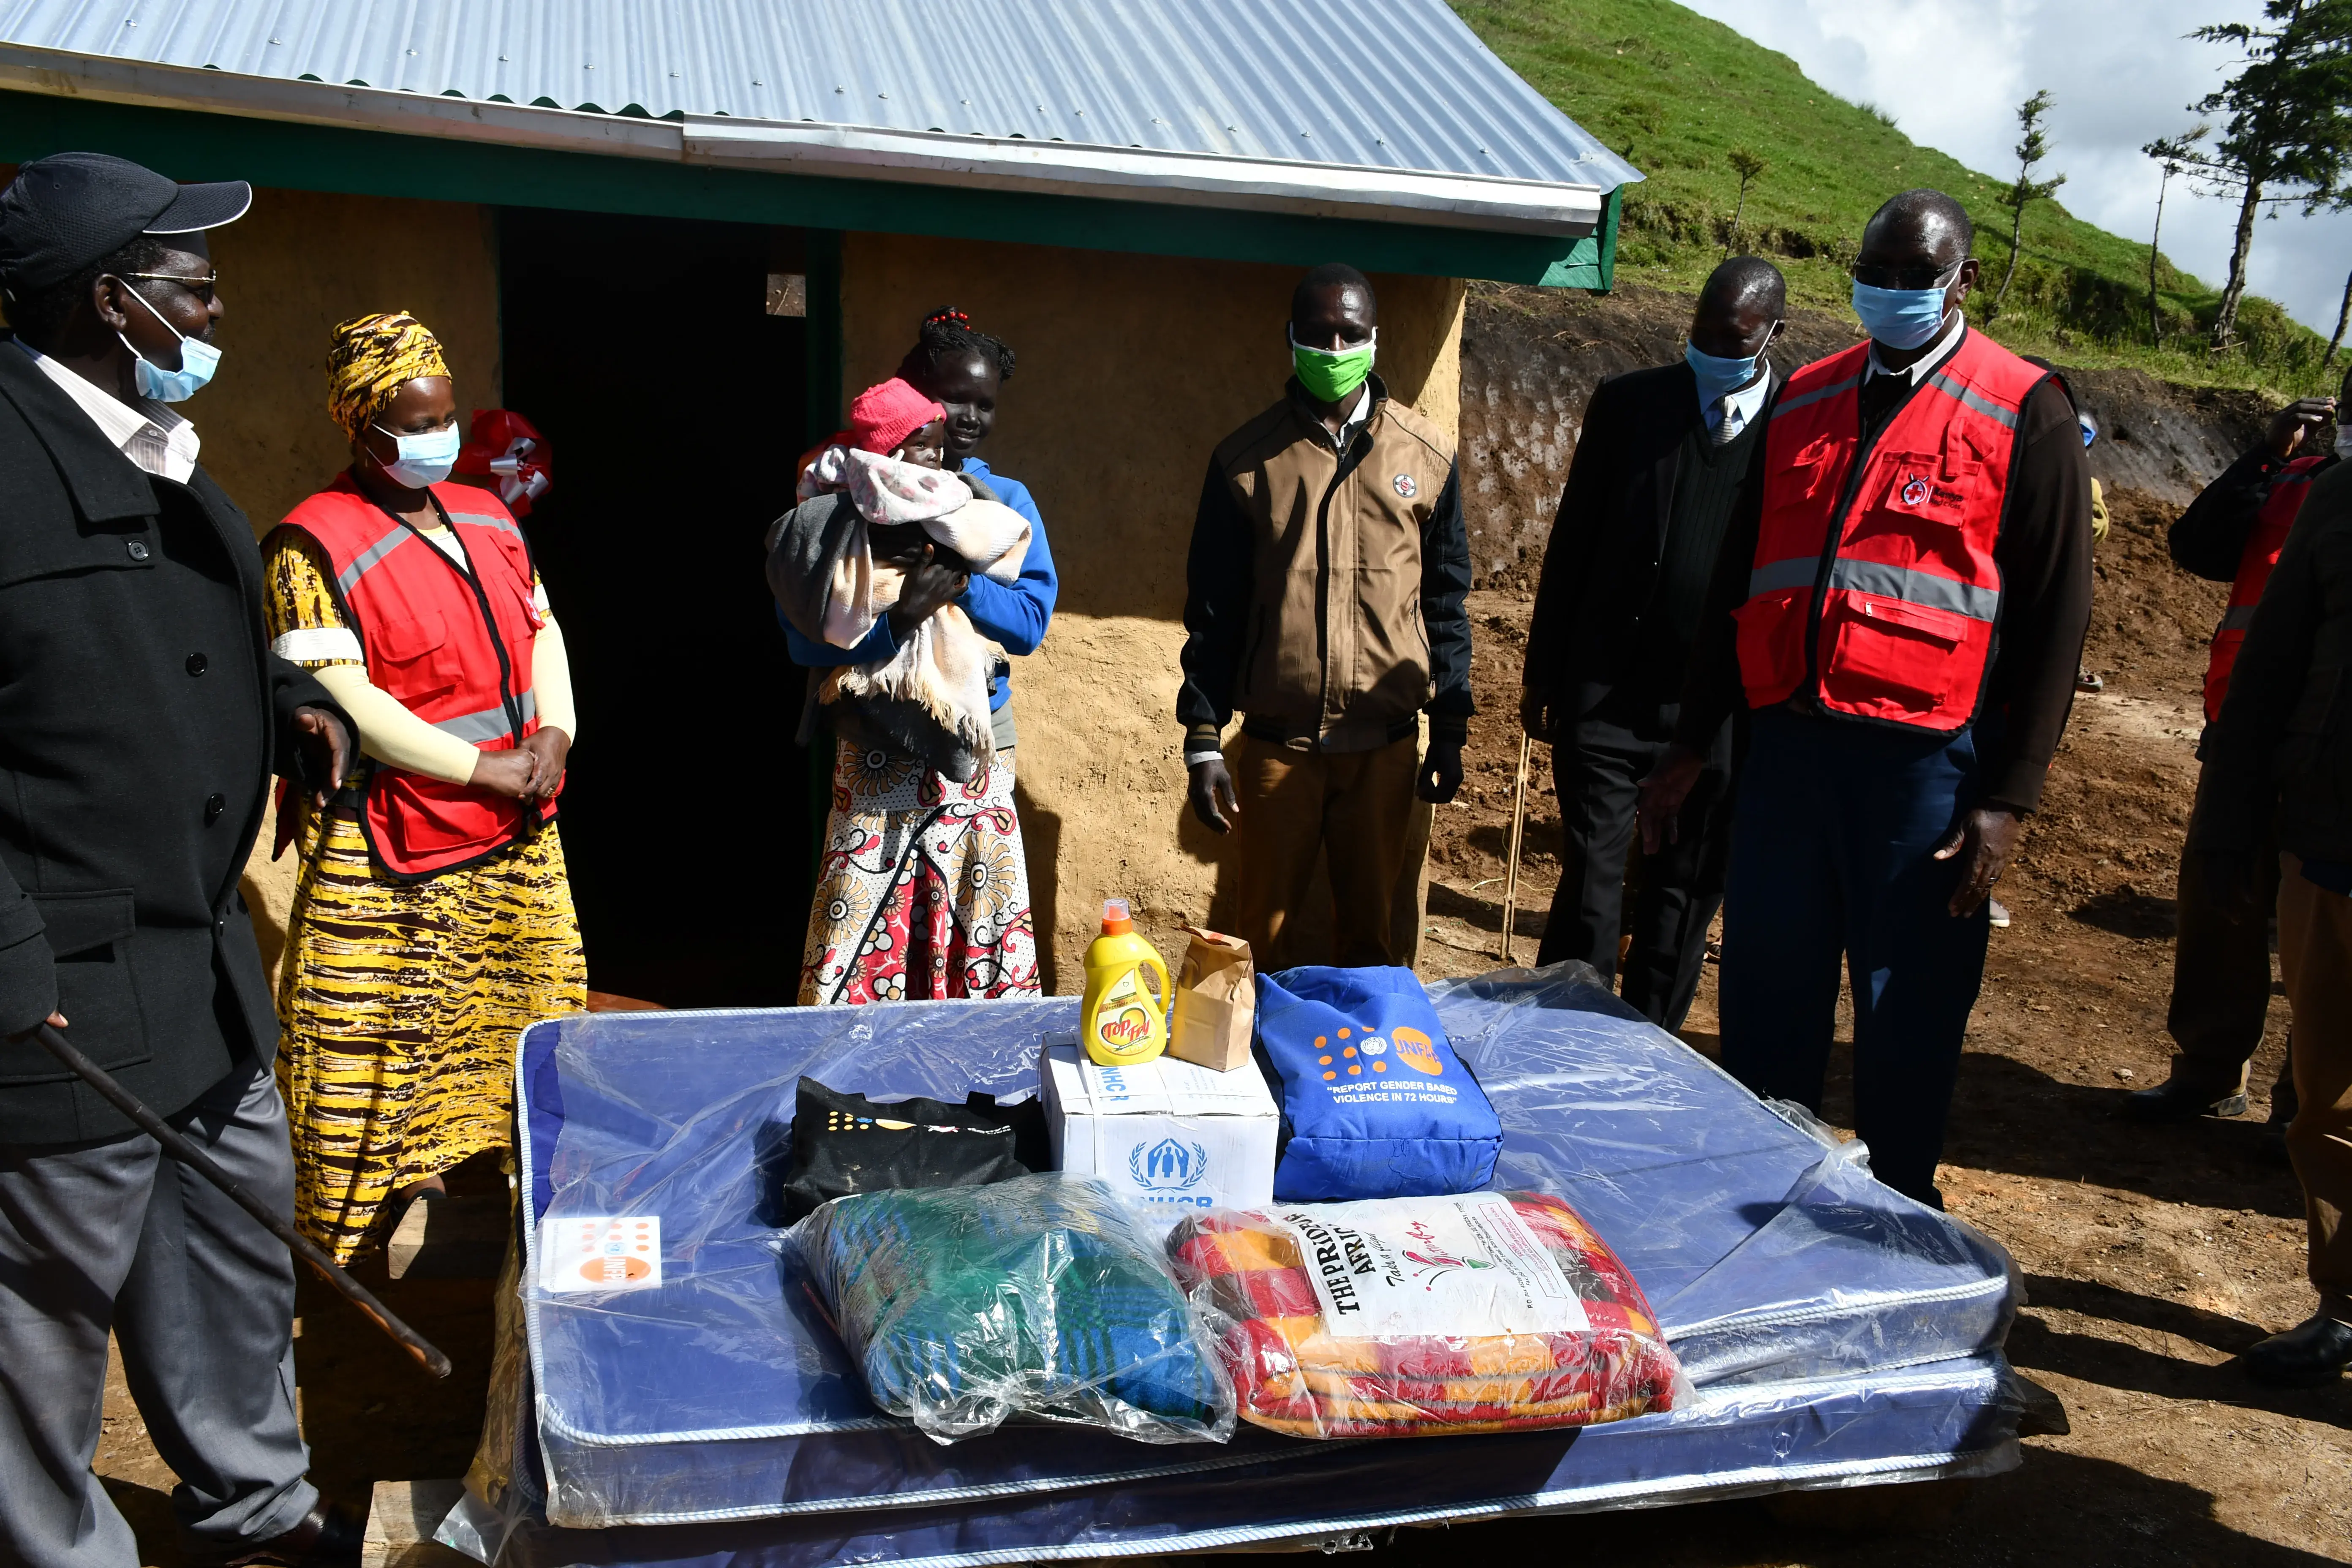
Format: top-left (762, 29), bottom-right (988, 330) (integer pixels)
top-left (0, 154), bottom-right (357, 1568)
top-left (1519, 258), bottom-right (1786, 1027)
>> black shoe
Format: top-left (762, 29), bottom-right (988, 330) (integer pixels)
top-left (2120, 1076), bottom-right (2249, 1122)
top-left (2242, 1313), bottom-right (2352, 1388)
top-left (203, 1500), bottom-right (366, 1568)
top-left (2266, 1080), bottom-right (2298, 1166)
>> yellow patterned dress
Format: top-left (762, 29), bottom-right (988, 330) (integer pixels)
top-left (264, 529), bottom-right (587, 1263)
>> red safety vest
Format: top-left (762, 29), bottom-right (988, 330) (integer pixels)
top-left (280, 474), bottom-right (555, 879)
top-left (1734, 327), bottom-right (2047, 732)
top-left (2203, 455), bottom-right (2329, 723)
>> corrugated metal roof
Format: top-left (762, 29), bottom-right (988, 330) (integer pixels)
top-left (0, 0), bottom-right (1639, 191)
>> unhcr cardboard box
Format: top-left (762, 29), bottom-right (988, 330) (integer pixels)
top-left (1040, 1037), bottom-right (1278, 1227)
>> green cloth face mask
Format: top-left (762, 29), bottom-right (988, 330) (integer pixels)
top-left (1289, 327), bottom-right (1377, 402)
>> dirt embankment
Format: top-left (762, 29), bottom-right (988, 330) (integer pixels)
top-left (1456, 281), bottom-right (2276, 589)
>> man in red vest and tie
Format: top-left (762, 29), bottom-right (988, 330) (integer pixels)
top-left (2128, 377), bottom-right (2348, 1127)
top-left (1642, 189), bottom-right (2095, 1209)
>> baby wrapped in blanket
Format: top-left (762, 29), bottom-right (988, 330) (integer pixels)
top-left (767, 379), bottom-right (1031, 781)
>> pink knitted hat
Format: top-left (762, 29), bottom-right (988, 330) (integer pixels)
top-left (847, 377), bottom-right (945, 456)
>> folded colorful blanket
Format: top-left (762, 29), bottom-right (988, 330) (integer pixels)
top-left (798, 1173), bottom-right (1233, 1445)
top-left (1169, 1192), bottom-right (1681, 1439)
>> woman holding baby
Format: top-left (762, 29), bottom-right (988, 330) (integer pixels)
top-left (769, 309), bottom-right (1055, 1004)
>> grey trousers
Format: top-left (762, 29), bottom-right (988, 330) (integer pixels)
top-left (0, 1059), bottom-right (314, 1568)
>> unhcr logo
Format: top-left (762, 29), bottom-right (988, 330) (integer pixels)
top-left (1129, 1137), bottom-right (1209, 1190)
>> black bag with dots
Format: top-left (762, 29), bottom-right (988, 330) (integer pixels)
top-left (777, 1077), bottom-right (1045, 1223)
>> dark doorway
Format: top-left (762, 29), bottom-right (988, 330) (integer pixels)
top-left (498, 207), bottom-right (814, 1006)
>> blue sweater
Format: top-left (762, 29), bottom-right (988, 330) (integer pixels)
top-left (781, 458), bottom-right (1056, 712)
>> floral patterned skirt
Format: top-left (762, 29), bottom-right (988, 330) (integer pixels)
top-left (797, 739), bottom-right (1042, 1005)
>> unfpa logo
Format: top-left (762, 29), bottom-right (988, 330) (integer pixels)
top-left (1392, 1026), bottom-right (1444, 1076)
top-left (1315, 1024), bottom-right (1442, 1079)
top-left (1130, 1137), bottom-right (1209, 1190)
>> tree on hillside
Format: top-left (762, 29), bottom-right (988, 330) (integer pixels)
top-left (2328, 266), bottom-right (2352, 366)
top-left (2183, 0), bottom-right (2352, 347)
top-left (2143, 129), bottom-right (2208, 347)
top-left (1726, 150), bottom-right (1767, 256)
top-left (1994, 90), bottom-right (2066, 313)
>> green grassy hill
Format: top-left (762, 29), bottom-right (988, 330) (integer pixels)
top-left (1454, 0), bottom-right (2336, 396)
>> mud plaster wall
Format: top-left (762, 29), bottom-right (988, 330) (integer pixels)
top-left (204, 189), bottom-right (503, 979)
top-left (841, 231), bottom-right (1465, 988)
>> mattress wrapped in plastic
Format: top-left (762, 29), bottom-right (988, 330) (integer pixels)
top-left (479, 967), bottom-right (2025, 1554)
top-left (1173, 1191), bottom-right (1682, 1438)
top-left (795, 1172), bottom-right (1233, 1445)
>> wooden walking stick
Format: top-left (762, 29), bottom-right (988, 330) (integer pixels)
top-left (32, 1024), bottom-right (452, 1380)
top-left (1498, 733), bottom-right (1533, 965)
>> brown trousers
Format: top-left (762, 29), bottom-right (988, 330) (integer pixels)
top-left (2277, 856), bottom-right (2352, 1319)
top-left (1228, 734), bottom-right (1418, 970)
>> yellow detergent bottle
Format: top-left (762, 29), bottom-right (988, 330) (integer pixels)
top-left (1081, 899), bottom-right (1170, 1067)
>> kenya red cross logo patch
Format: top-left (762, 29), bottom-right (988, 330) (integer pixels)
top-left (1900, 475), bottom-right (1932, 507)
top-left (1393, 473), bottom-right (1418, 499)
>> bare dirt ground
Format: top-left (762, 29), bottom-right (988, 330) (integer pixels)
top-left (1404, 485), bottom-right (2352, 1563)
top-left (93, 489), bottom-right (2349, 1565)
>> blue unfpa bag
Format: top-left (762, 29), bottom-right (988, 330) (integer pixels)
top-left (1255, 966), bottom-right (1500, 1202)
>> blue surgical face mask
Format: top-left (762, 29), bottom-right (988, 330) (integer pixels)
top-left (372, 421), bottom-right (461, 488)
top-left (1850, 267), bottom-right (1959, 352)
top-left (119, 284), bottom-right (220, 403)
top-left (1685, 340), bottom-right (1766, 406)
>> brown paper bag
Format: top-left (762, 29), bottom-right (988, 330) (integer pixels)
top-left (1168, 926), bottom-right (1256, 1073)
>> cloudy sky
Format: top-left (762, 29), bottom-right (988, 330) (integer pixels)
top-left (1678, 0), bottom-right (2352, 335)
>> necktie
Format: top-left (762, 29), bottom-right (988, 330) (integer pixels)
top-left (1710, 399), bottom-right (1740, 446)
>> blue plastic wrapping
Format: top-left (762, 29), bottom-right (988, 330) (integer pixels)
top-left (793, 1173), bottom-right (1234, 1443)
top-left (463, 965), bottom-right (2024, 1563)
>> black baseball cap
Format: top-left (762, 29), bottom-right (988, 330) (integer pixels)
top-left (0, 152), bottom-right (251, 297)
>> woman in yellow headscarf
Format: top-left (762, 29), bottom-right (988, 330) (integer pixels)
top-left (265, 311), bottom-right (585, 1270)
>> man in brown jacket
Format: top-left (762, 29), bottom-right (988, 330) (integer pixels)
top-left (1179, 263), bottom-right (1472, 968)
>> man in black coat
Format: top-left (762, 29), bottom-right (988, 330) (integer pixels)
top-left (1519, 258), bottom-right (1786, 1028)
top-left (2194, 455), bottom-right (2352, 1386)
top-left (2128, 380), bottom-right (2346, 1129)
top-left (0, 154), bottom-right (358, 1568)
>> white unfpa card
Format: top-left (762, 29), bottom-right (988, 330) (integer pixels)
top-left (541, 1214), bottom-right (664, 1293)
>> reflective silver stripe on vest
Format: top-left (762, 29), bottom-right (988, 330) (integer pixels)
top-left (446, 507), bottom-right (522, 540)
top-left (1746, 555), bottom-right (1821, 598)
top-left (1770, 374), bottom-right (1862, 420)
top-left (335, 523), bottom-right (413, 597)
top-left (1924, 370), bottom-right (2021, 430)
top-left (2219, 604), bottom-right (2258, 633)
top-left (432, 689), bottom-right (536, 744)
top-left (1829, 559), bottom-right (1999, 621)
top-left (1747, 555), bottom-right (1997, 619)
